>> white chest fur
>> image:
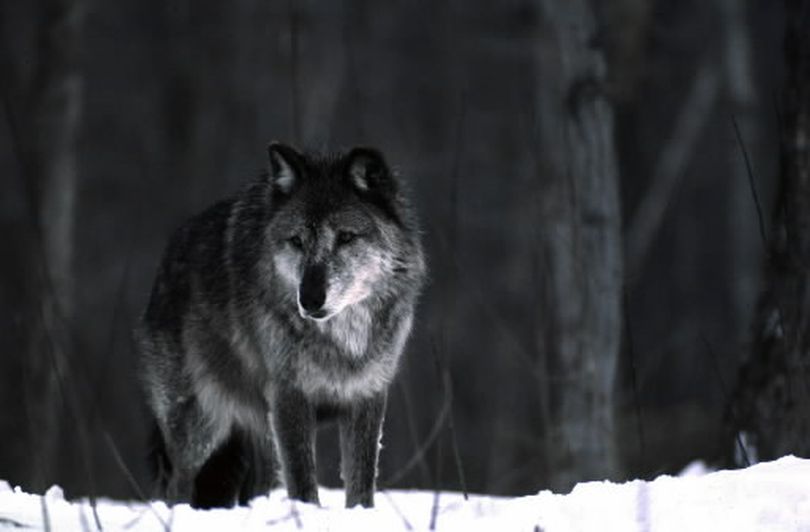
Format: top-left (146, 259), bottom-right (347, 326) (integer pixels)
top-left (314, 303), bottom-right (372, 357)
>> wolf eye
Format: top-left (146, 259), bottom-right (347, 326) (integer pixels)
top-left (288, 235), bottom-right (303, 249)
top-left (337, 231), bottom-right (357, 246)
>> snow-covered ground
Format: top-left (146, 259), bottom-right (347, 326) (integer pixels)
top-left (1, 456), bottom-right (808, 531)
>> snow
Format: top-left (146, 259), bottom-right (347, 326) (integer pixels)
top-left (1, 456), bottom-right (809, 531)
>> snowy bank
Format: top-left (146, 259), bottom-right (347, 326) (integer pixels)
top-left (1, 456), bottom-right (809, 531)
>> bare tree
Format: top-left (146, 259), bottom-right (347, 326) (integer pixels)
top-left (1, 0), bottom-right (83, 490)
top-left (732, 0), bottom-right (810, 462)
top-left (533, 0), bottom-right (623, 490)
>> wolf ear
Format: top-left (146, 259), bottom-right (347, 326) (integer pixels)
top-left (267, 142), bottom-right (302, 194)
top-left (346, 147), bottom-right (396, 196)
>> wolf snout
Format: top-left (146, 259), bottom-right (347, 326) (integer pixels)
top-left (299, 264), bottom-right (327, 317)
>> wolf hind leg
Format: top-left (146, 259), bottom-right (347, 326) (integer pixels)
top-left (193, 428), bottom-right (252, 509)
top-left (160, 396), bottom-right (223, 505)
top-left (237, 430), bottom-right (278, 505)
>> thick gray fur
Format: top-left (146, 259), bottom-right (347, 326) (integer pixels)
top-left (136, 143), bottom-right (426, 509)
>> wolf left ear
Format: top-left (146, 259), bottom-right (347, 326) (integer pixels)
top-left (267, 142), bottom-right (302, 194)
top-left (346, 147), bottom-right (396, 196)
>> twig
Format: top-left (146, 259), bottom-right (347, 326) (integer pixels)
top-left (290, 499), bottom-right (303, 529)
top-left (79, 502), bottom-right (91, 532)
top-left (700, 333), bottom-right (750, 467)
top-left (265, 511), bottom-right (302, 528)
top-left (41, 496), bottom-right (52, 532)
top-left (396, 378), bottom-right (434, 486)
top-left (122, 508), bottom-right (149, 530)
top-left (731, 116), bottom-right (768, 248)
top-left (0, 517), bottom-right (29, 528)
top-left (622, 290), bottom-right (646, 462)
top-left (445, 383), bottom-right (467, 500)
top-left (103, 431), bottom-right (169, 532)
top-left (429, 438), bottom-right (442, 531)
top-left (381, 490), bottom-right (414, 531)
top-left (734, 108), bottom-right (803, 398)
top-left (439, 367), bottom-right (467, 500)
top-left (429, 336), bottom-right (468, 500)
top-left (43, 327), bottom-right (103, 531)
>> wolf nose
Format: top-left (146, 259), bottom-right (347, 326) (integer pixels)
top-left (300, 287), bottom-right (325, 313)
top-left (299, 265), bottom-right (326, 313)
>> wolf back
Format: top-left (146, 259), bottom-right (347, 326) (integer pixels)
top-left (136, 143), bottom-right (426, 508)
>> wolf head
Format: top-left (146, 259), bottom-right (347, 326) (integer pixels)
top-left (263, 142), bottom-right (419, 322)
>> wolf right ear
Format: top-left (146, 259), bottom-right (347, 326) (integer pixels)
top-left (267, 142), bottom-right (302, 194)
top-left (345, 147), bottom-right (396, 197)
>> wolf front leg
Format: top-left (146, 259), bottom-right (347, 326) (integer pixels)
top-left (339, 391), bottom-right (387, 508)
top-left (270, 386), bottom-right (320, 504)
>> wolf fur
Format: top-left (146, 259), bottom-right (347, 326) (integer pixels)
top-left (136, 143), bottom-right (425, 509)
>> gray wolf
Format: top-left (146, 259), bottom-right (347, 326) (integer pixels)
top-left (136, 143), bottom-right (426, 509)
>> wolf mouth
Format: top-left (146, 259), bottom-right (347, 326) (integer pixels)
top-left (299, 307), bottom-right (332, 321)
top-left (304, 310), bottom-right (328, 320)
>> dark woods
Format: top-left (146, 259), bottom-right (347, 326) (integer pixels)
top-left (0, 0), bottom-right (803, 499)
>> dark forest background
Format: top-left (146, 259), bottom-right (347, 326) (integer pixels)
top-left (2, 0), bottom-right (808, 501)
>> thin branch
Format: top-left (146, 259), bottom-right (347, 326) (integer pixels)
top-left (265, 500), bottom-right (306, 529)
top-left (103, 431), bottom-right (169, 532)
top-left (0, 517), bottom-right (30, 528)
top-left (445, 374), bottom-right (468, 500)
top-left (396, 378), bottom-right (434, 486)
top-left (78, 502), bottom-right (91, 532)
top-left (429, 439), bottom-right (442, 531)
top-left (433, 353), bottom-right (467, 500)
top-left (41, 496), bottom-right (52, 532)
top-left (121, 509), bottom-right (150, 530)
top-left (734, 108), bottom-right (800, 398)
top-left (623, 290), bottom-right (646, 462)
top-left (731, 115), bottom-right (768, 248)
top-left (41, 314), bottom-right (103, 531)
top-left (380, 490), bottom-right (414, 531)
top-left (290, 500), bottom-right (303, 530)
top-left (700, 333), bottom-right (750, 467)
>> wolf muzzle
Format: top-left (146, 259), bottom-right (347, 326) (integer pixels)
top-left (299, 264), bottom-right (327, 318)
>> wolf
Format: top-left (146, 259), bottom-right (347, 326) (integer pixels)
top-left (136, 142), bottom-right (426, 509)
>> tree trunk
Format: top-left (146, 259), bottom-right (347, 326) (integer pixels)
top-left (534, 0), bottom-right (623, 490)
top-left (732, 0), bottom-right (810, 462)
top-left (6, 0), bottom-right (83, 491)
